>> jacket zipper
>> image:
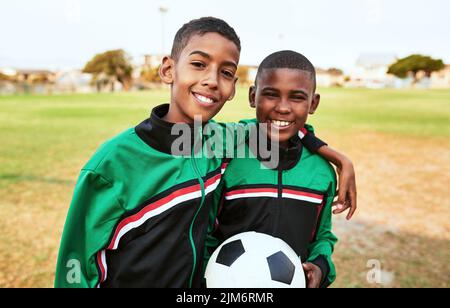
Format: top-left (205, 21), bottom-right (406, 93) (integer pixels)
top-left (278, 167), bottom-right (283, 197)
top-left (273, 166), bottom-right (283, 234)
top-left (188, 132), bottom-right (206, 288)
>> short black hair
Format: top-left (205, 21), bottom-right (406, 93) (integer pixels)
top-left (255, 50), bottom-right (316, 91)
top-left (171, 17), bottom-right (241, 60)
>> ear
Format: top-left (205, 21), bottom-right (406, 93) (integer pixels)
top-left (159, 56), bottom-right (175, 85)
top-left (249, 85), bottom-right (256, 108)
top-left (309, 93), bottom-right (320, 114)
top-left (227, 78), bottom-right (238, 101)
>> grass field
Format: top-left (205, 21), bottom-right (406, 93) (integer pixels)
top-left (0, 87), bottom-right (449, 288)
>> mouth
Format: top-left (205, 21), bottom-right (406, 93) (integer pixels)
top-left (192, 91), bottom-right (219, 107)
top-left (269, 119), bottom-right (295, 130)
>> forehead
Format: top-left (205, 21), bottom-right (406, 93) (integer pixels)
top-left (179, 32), bottom-right (240, 63)
top-left (257, 68), bottom-right (314, 92)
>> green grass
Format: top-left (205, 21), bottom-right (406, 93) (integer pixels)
top-left (1, 87), bottom-right (448, 187)
top-left (0, 87), bottom-right (449, 287)
top-left (309, 88), bottom-right (450, 137)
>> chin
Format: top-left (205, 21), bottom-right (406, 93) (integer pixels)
top-left (277, 131), bottom-right (295, 142)
top-left (189, 108), bottom-right (217, 123)
top-left (266, 134), bottom-right (285, 146)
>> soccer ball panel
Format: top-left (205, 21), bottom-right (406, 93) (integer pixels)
top-left (267, 251), bottom-right (295, 285)
top-left (216, 239), bottom-right (245, 267)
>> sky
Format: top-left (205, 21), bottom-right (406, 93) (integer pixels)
top-left (1, 0), bottom-right (449, 73)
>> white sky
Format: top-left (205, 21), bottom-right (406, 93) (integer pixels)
top-left (1, 0), bottom-right (449, 72)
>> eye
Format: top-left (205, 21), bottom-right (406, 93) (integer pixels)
top-left (291, 96), bottom-right (306, 101)
top-left (191, 61), bottom-right (205, 68)
top-left (263, 92), bottom-right (278, 98)
top-left (222, 70), bottom-right (235, 79)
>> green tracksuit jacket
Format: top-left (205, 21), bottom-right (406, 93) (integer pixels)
top-left (55, 105), bottom-right (325, 288)
top-left (206, 120), bottom-right (337, 287)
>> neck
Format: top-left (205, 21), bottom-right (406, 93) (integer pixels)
top-left (278, 140), bottom-right (290, 149)
top-left (163, 104), bottom-right (194, 124)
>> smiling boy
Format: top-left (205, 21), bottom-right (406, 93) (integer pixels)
top-left (207, 51), bottom-right (341, 288)
top-left (55, 17), bottom-right (242, 288)
top-left (55, 18), bottom-right (355, 288)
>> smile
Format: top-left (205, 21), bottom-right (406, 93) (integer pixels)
top-left (192, 92), bottom-right (217, 105)
top-left (270, 119), bottom-right (294, 129)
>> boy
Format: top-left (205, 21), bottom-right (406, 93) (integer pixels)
top-left (55, 18), bottom-right (354, 288)
top-left (206, 50), bottom-right (340, 288)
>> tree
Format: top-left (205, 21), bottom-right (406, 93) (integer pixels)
top-left (387, 54), bottom-right (444, 84)
top-left (327, 68), bottom-right (343, 76)
top-left (140, 65), bottom-right (161, 83)
top-left (83, 49), bottom-right (133, 92)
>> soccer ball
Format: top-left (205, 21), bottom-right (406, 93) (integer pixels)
top-left (205, 231), bottom-right (305, 288)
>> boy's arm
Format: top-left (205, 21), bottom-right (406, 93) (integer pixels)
top-left (306, 183), bottom-right (338, 288)
top-left (55, 170), bottom-right (124, 288)
top-left (300, 124), bottom-right (328, 153)
top-left (216, 120), bottom-right (356, 219)
top-left (315, 146), bottom-right (357, 220)
top-left (302, 124), bottom-right (357, 220)
top-left (216, 120), bottom-right (325, 156)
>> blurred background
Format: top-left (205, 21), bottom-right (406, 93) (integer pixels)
top-left (0, 0), bottom-right (449, 288)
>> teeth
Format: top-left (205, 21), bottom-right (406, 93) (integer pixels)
top-left (195, 93), bottom-right (214, 104)
top-left (271, 120), bottom-right (292, 127)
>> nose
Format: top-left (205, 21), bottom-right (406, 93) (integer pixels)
top-left (274, 98), bottom-right (291, 114)
top-left (201, 68), bottom-right (218, 89)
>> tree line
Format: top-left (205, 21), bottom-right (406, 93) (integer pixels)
top-left (81, 50), bottom-right (446, 92)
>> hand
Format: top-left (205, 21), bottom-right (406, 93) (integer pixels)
top-left (302, 262), bottom-right (322, 288)
top-left (333, 155), bottom-right (357, 220)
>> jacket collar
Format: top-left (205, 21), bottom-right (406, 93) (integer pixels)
top-left (278, 135), bottom-right (303, 170)
top-left (135, 104), bottom-right (197, 155)
top-left (255, 130), bottom-right (303, 171)
top-left (136, 105), bottom-right (303, 167)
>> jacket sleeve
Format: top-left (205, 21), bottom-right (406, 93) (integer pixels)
top-left (307, 182), bottom-right (338, 288)
top-left (301, 124), bottom-right (328, 153)
top-left (216, 120), bottom-right (328, 154)
top-left (212, 121), bottom-right (252, 157)
top-left (54, 169), bottom-right (124, 288)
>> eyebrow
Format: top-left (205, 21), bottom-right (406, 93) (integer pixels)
top-left (189, 50), bottom-right (238, 69)
top-left (262, 87), bottom-right (309, 98)
top-left (261, 87), bottom-right (279, 93)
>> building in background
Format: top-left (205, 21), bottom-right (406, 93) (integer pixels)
top-left (316, 68), bottom-right (345, 87)
top-left (2, 53), bottom-right (449, 94)
top-left (430, 64), bottom-right (450, 89)
top-left (347, 53), bottom-right (397, 88)
top-left (0, 68), bottom-right (56, 94)
top-left (55, 70), bottom-right (94, 93)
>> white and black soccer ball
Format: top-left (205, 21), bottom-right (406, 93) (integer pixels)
top-left (205, 231), bottom-right (305, 288)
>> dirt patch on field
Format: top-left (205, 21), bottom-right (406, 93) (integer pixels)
top-left (325, 132), bottom-right (450, 240)
top-left (332, 216), bottom-right (450, 287)
top-left (322, 131), bottom-right (450, 287)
